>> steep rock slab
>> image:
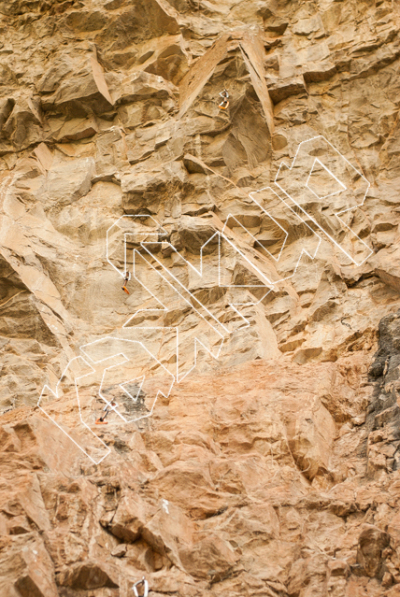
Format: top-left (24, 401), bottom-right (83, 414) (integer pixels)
top-left (57, 560), bottom-right (119, 590)
top-left (41, 54), bottom-right (114, 117)
top-left (178, 30), bottom-right (274, 136)
top-left (0, 534), bottom-right (59, 597)
top-left (142, 501), bottom-right (196, 569)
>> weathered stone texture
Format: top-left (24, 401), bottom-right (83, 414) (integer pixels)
top-left (1, 0), bottom-right (400, 595)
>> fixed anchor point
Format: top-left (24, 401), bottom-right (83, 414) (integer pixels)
top-left (219, 89), bottom-right (229, 110)
top-left (122, 271), bottom-right (131, 294)
top-left (133, 576), bottom-right (149, 597)
top-left (95, 401), bottom-right (117, 425)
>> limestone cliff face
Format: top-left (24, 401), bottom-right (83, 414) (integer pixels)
top-left (1, 0), bottom-right (400, 595)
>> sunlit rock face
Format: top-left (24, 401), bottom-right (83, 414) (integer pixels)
top-left (1, 0), bottom-right (400, 595)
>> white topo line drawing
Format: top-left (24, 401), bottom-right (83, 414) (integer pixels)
top-left (35, 135), bottom-right (373, 463)
top-left (274, 135), bottom-right (373, 267)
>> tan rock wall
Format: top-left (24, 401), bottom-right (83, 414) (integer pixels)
top-left (1, 0), bottom-right (400, 595)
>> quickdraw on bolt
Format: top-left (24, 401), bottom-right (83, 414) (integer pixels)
top-left (122, 271), bottom-right (131, 295)
top-left (218, 89), bottom-right (229, 110)
top-left (95, 401), bottom-right (117, 425)
top-left (133, 576), bottom-right (149, 597)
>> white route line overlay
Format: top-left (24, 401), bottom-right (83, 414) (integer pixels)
top-left (38, 356), bottom-right (111, 465)
top-left (80, 336), bottom-right (175, 422)
top-left (275, 135), bottom-right (373, 267)
top-left (229, 186), bottom-right (322, 285)
top-left (38, 336), bottom-right (175, 465)
top-left (36, 135), bottom-right (373, 463)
